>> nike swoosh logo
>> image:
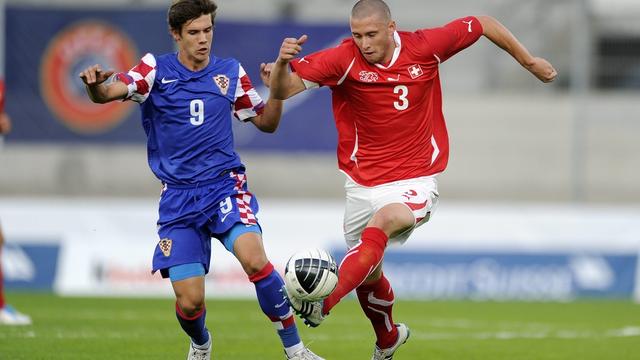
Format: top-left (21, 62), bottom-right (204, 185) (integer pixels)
top-left (161, 78), bottom-right (178, 84)
top-left (387, 74), bottom-right (400, 81)
top-left (274, 300), bottom-right (288, 309)
top-left (220, 212), bottom-right (231, 222)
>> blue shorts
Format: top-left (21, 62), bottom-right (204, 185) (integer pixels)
top-left (152, 169), bottom-right (262, 278)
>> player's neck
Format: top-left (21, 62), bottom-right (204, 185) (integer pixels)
top-left (379, 41), bottom-right (397, 66)
top-left (177, 52), bottom-right (210, 72)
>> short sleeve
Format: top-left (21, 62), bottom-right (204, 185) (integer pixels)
top-left (115, 53), bottom-right (157, 103)
top-left (290, 41), bottom-right (354, 88)
top-left (417, 16), bottom-right (483, 63)
top-left (232, 64), bottom-right (265, 122)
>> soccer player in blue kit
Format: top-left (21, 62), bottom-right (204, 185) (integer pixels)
top-left (79, 1), bottom-right (324, 359)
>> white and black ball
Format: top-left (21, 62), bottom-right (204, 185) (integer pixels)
top-left (284, 248), bottom-right (338, 301)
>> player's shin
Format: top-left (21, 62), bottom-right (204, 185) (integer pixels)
top-left (250, 262), bottom-right (304, 356)
top-left (323, 227), bottom-right (388, 314)
top-left (356, 274), bottom-right (399, 349)
top-left (175, 302), bottom-right (210, 346)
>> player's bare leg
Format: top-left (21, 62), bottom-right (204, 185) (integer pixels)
top-left (234, 231), bottom-right (324, 359)
top-left (172, 276), bottom-right (211, 360)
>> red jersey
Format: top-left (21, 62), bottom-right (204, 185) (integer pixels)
top-left (290, 17), bottom-right (483, 186)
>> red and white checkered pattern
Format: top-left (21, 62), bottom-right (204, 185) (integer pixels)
top-left (233, 65), bottom-right (265, 121)
top-left (117, 53), bottom-right (157, 103)
top-left (230, 171), bottom-right (257, 225)
top-left (235, 193), bottom-right (257, 225)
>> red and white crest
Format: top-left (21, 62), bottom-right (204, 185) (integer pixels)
top-left (407, 64), bottom-right (424, 79)
top-left (158, 238), bottom-right (172, 257)
top-left (359, 70), bottom-right (379, 83)
top-left (213, 74), bottom-right (230, 95)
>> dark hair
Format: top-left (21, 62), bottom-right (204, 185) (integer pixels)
top-left (168, 0), bottom-right (218, 33)
top-left (351, 0), bottom-right (391, 21)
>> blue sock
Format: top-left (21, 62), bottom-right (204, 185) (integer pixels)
top-left (250, 262), bottom-right (302, 350)
top-left (175, 303), bottom-right (210, 346)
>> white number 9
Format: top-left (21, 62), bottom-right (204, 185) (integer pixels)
top-left (190, 99), bottom-right (204, 126)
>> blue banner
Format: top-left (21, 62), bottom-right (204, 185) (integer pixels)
top-left (332, 249), bottom-right (638, 300)
top-left (4, 6), bottom-right (348, 151)
top-left (2, 242), bottom-right (61, 291)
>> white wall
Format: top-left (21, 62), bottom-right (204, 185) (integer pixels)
top-left (1, 198), bottom-right (638, 300)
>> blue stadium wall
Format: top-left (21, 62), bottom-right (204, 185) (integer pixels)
top-left (4, 6), bottom-right (345, 151)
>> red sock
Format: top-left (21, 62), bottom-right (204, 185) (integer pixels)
top-left (323, 227), bottom-right (388, 314)
top-left (356, 274), bottom-right (398, 349)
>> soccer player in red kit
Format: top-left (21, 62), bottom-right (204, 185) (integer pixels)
top-left (270, 0), bottom-right (556, 358)
top-left (0, 78), bottom-right (32, 326)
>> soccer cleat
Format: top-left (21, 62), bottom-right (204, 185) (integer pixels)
top-left (187, 331), bottom-right (212, 360)
top-left (286, 347), bottom-right (325, 360)
top-left (371, 323), bottom-right (410, 360)
top-left (0, 305), bottom-right (32, 326)
top-left (287, 295), bottom-right (325, 328)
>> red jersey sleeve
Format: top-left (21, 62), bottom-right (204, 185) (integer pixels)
top-left (417, 16), bottom-right (483, 63)
top-left (290, 40), bottom-right (354, 87)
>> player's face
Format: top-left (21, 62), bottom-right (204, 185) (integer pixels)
top-left (173, 14), bottom-right (214, 69)
top-left (350, 15), bottom-right (396, 64)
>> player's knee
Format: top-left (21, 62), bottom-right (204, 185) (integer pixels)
top-left (370, 207), bottom-right (414, 234)
top-left (241, 255), bottom-right (269, 277)
top-left (175, 287), bottom-right (205, 316)
top-left (177, 296), bottom-right (205, 317)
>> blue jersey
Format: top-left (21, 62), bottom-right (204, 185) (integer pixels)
top-left (117, 53), bottom-right (265, 185)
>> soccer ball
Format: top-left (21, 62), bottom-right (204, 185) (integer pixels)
top-left (284, 248), bottom-right (338, 301)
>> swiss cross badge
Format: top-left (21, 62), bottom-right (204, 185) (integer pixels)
top-left (158, 238), bottom-right (172, 257)
top-left (213, 74), bottom-right (230, 95)
top-left (407, 64), bottom-right (424, 79)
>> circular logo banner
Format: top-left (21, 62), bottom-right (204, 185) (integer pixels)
top-left (41, 21), bottom-right (138, 134)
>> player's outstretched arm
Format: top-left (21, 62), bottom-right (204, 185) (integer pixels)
top-left (249, 98), bottom-right (283, 133)
top-left (270, 35), bottom-right (308, 100)
top-left (247, 63), bottom-right (284, 133)
top-left (78, 64), bottom-right (128, 103)
top-left (477, 15), bottom-right (557, 83)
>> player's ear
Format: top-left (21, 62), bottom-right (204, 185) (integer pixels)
top-left (388, 20), bottom-right (396, 34)
top-left (169, 28), bottom-right (181, 42)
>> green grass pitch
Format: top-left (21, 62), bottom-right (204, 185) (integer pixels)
top-left (1, 292), bottom-right (639, 359)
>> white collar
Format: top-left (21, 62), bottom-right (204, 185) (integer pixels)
top-left (375, 31), bottom-right (401, 69)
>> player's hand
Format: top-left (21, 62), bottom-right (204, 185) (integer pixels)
top-left (260, 62), bottom-right (274, 88)
top-left (79, 64), bottom-right (115, 87)
top-left (277, 35), bottom-right (308, 64)
top-left (525, 57), bottom-right (557, 83)
top-left (0, 113), bottom-right (11, 135)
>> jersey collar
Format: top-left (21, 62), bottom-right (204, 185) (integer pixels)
top-left (375, 31), bottom-right (401, 69)
top-left (171, 52), bottom-right (217, 77)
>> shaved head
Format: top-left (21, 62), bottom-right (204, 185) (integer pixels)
top-left (349, 0), bottom-right (396, 64)
top-left (351, 0), bottom-right (392, 22)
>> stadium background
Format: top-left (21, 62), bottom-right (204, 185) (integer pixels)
top-left (0, 0), bottom-right (639, 352)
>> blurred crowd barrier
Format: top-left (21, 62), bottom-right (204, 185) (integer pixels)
top-left (0, 1), bottom-right (639, 202)
top-left (1, 198), bottom-right (639, 301)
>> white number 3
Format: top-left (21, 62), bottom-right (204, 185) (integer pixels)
top-left (393, 85), bottom-right (408, 111)
top-left (190, 99), bottom-right (204, 126)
